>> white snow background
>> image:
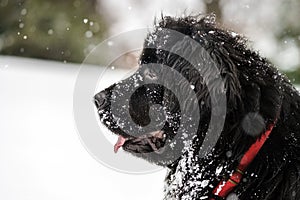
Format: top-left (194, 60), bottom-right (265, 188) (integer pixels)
top-left (0, 56), bottom-right (166, 200)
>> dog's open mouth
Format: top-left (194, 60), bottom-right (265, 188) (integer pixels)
top-left (114, 130), bottom-right (166, 153)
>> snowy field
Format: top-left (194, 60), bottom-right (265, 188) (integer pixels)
top-left (0, 56), bottom-right (166, 200)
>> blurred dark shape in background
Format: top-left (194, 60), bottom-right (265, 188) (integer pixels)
top-left (205, 0), bottom-right (300, 84)
top-left (275, 1), bottom-right (300, 83)
top-left (0, 0), bottom-right (106, 63)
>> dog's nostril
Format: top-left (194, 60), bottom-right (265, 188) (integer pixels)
top-left (94, 98), bottom-right (101, 108)
top-left (94, 92), bottom-right (107, 109)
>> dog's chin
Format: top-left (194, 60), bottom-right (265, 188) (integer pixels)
top-left (113, 130), bottom-right (167, 154)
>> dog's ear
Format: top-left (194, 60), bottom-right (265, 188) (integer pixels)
top-left (258, 84), bottom-right (282, 123)
top-left (239, 75), bottom-right (282, 134)
top-left (211, 44), bottom-right (282, 133)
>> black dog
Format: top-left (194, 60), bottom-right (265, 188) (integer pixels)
top-left (94, 15), bottom-right (300, 200)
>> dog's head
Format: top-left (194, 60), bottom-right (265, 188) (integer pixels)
top-left (94, 15), bottom-right (283, 166)
top-left (94, 64), bottom-right (185, 166)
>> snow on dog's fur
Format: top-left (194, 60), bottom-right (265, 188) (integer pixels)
top-left (94, 15), bottom-right (300, 199)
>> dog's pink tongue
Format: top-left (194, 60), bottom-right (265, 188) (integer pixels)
top-left (114, 136), bottom-right (126, 153)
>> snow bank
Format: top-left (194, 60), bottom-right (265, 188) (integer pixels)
top-left (0, 56), bottom-right (165, 200)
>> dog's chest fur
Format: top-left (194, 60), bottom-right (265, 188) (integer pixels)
top-left (163, 144), bottom-right (231, 200)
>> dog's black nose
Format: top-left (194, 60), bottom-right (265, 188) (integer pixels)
top-left (94, 92), bottom-right (107, 110)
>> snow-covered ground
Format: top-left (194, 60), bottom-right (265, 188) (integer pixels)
top-left (0, 56), bottom-right (165, 200)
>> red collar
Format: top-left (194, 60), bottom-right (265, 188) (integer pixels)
top-left (211, 122), bottom-right (276, 199)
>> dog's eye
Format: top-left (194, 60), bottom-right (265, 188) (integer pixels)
top-left (144, 68), bottom-right (158, 80)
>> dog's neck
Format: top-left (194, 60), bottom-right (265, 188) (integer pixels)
top-left (163, 144), bottom-right (231, 200)
top-left (163, 121), bottom-right (277, 200)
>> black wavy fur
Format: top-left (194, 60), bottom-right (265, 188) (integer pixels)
top-left (94, 14), bottom-right (300, 200)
